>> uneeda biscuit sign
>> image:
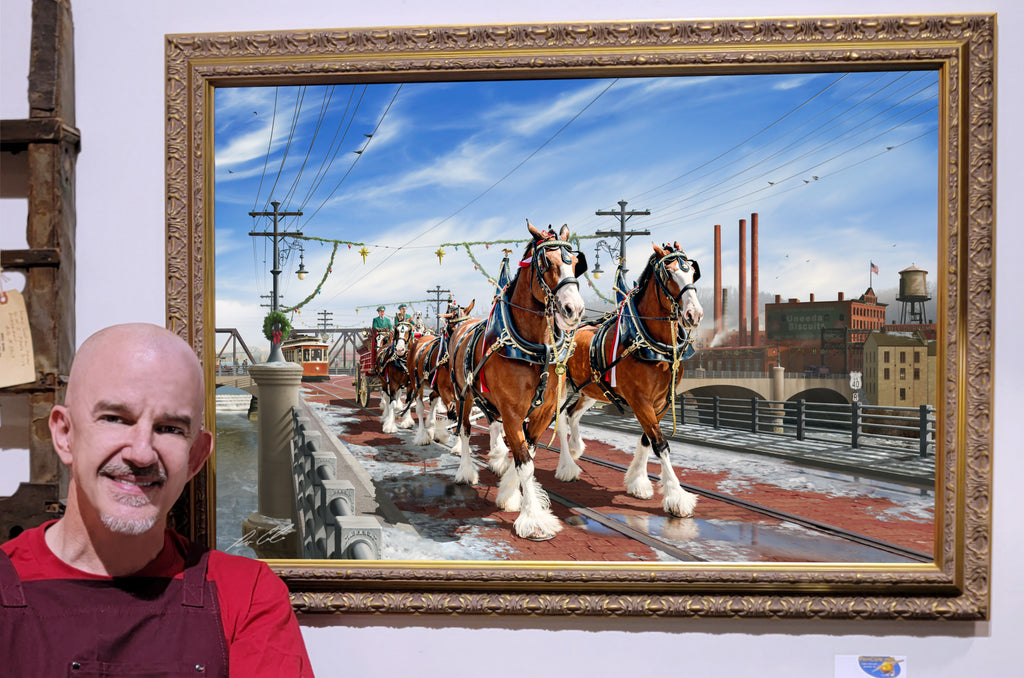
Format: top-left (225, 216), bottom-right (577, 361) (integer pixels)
top-left (835, 655), bottom-right (906, 677)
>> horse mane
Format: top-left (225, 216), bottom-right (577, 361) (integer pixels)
top-left (634, 242), bottom-right (685, 293)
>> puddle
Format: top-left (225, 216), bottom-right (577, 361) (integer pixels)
top-left (573, 512), bottom-right (917, 563)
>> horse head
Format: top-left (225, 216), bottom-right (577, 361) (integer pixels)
top-left (393, 320), bottom-right (414, 357)
top-left (440, 299), bottom-right (475, 334)
top-left (650, 242), bottom-right (704, 329)
top-left (525, 222), bottom-right (585, 332)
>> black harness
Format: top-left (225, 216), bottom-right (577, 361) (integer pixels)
top-left (457, 234), bottom-right (585, 427)
top-left (568, 248), bottom-right (700, 412)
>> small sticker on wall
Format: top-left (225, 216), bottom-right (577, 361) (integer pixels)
top-left (835, 655), bottom-right (907, 677)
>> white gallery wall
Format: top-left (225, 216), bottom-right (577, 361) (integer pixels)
top-left (2, 1), bottom-right (1020, 676)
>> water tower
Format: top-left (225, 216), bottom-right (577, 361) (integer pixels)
top-left (897, 264), bottom-right (930, 324)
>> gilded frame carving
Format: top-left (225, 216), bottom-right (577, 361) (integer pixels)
top-left (165, 14), bottom-right (994, 618)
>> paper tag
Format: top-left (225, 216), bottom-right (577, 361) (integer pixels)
top-left (0, 289), bottom-right (37, 388)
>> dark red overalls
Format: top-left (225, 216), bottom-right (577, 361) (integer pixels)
top-left (0, 544), bottom-right (229, 677)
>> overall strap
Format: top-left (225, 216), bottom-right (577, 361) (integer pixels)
top-left (181, 543), bottom-right (212, 608)
top-left (0, 549), bottom-right (27, 607)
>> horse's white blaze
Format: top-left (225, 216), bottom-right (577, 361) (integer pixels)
top-left (624, 435), bottom-right (655, 499)
top-left (454, 432), bottom-right (478, 485)
top-left (513, 460), bottom-right (562, 539)
top-left (554, 261), bottom-right (585, 331)
top-left (658, 454), bottom-right (698, 518)
top-left (670, 267), bottom-right (704, 327)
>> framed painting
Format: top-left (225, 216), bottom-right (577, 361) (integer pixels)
top-left (165, 14), bottom-right (994, 618)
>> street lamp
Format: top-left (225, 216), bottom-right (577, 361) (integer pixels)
top-left (591, 239), bottom-right (619, 280)
top-left (296, 250), bottom-right (308, 280)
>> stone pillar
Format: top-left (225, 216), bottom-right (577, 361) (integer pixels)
top-left (770, 365), bottom-right (786, 433)
top-left (243, 362), bottom-right (303, 558)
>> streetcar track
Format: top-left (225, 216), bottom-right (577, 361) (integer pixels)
top-left (302, 379), bottom-right (930, 563)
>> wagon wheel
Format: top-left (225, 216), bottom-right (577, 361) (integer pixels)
top-left (357, 372), bottom-right (369, 407)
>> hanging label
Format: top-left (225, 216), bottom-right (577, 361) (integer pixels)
top-left (0, 289), bottom-right (36, 388)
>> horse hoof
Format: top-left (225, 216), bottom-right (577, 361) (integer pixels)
top-left (524, 530), bottom-right (557, 542)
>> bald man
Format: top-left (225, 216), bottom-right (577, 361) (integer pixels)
top-left (1, 324), bottom-right (314, 677)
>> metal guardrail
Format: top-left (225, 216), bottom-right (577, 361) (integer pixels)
top-left (678, 396), bottom-right (935, 457)
top-left (290, 408), bottom-right (381, 559)
top-left (682, 369), bottom-right (842, 380)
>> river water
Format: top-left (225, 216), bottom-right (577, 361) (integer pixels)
top-left (213, 408), bottom-right (259, 558)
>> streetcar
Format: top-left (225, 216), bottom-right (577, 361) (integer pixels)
top-left (280, 334), bottom-right (331, 382)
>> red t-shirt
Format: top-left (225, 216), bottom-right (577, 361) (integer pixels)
top-left (2, 522), bottom-right (314, 678)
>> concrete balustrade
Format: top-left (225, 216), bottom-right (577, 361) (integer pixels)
top-left (291, 410), bottom-right (382, 559)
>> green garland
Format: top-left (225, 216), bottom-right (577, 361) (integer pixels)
top-left (263, 310), bottom-right (292, 342)
top-left (281, 243), bottom-right (339, 314)
top-left (274, 231), bottom-right (616, 308)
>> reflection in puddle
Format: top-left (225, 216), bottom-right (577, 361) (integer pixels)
top-left (574, 512), bottom-right (917, 563)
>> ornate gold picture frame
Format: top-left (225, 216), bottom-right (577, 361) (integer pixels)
top-left (165, 14), bottom-right (994, 618)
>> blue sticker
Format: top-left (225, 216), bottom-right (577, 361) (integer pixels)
top-left (858, 656), bottom-right (902, 677)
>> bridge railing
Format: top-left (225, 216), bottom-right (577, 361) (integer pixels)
top-left (290, 407), bottom-right (382, 559)
top-left (678, 395), bottom-right (935, 457)
top-left (682, 370), bottom-right (842, 380)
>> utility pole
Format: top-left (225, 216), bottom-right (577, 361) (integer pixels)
top-left (316, 310), bottom-right (333, 333)
top-left (595, 199), bottom-right (650, 276)
top-left (258, 293), bottom-right (282, 309)
top-left (249, 200), bottom-right (303, 361)
top-left (426, 284), bottom-right (452, 334)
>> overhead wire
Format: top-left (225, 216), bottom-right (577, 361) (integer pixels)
top-left (320, 78), bottom-right (620, 304)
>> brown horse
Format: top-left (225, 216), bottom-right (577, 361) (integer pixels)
top-left (449, 222), bottom-right (586, 540)
top-left (405, 299), bottom-right (475, 446)
top-left (554, 242), bottom-right (704, 517)
top-left (378, 320), bottom-right (415, 433)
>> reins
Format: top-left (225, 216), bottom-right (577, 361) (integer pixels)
top-left (459, 236), bottom-right (581, 433)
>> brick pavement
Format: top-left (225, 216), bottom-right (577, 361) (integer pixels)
top-left (304, 375), bottom-right (934, 562)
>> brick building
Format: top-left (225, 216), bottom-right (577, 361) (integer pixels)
top-left (862, 332), bottom-right (937, 407)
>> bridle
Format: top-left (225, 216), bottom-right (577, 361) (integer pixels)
top-left (651, 248), bottom-right (701, 317)
top-left (525, 231), bottom-right (587, 317)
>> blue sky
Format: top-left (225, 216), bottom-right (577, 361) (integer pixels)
top-left (214, 70), bottom-right (939, 350)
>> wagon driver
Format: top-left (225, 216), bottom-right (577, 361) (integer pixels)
top-left (0, 323), bottom-right (314, 677)
top-left (372, 305), bottom-right (393, 336)
top-left (394, 303), bottom-right (409, 326)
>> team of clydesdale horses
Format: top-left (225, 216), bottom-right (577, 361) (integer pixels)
top-left (368, 221), bottom-right (703, 540)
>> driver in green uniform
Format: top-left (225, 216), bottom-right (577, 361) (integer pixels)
top-left (372, 305), bottom-right (392, 335)
top-left (393, 304), bottom-right (409, 326)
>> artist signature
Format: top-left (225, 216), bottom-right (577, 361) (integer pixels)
top-left (227, 521), bottom-right (295, 553)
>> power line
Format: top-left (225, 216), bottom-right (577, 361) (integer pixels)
top-left (321, 79), bottom-right (619, 304)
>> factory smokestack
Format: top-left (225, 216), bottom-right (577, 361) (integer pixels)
top-left (714, 224), bottom-right (722, 336)
top-left (751, 212), bottom-right (759, 347)
top-left (739, 218), bottom-right (747, 346)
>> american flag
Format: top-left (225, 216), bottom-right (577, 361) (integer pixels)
top-left (870, 261), bottom-right (879, 275)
